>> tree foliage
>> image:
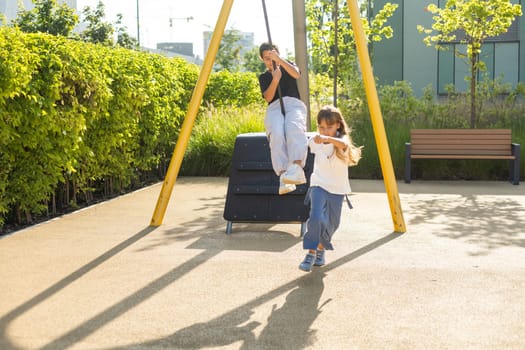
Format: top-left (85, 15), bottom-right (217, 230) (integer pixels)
top-left (80, 2), bottom-right (138, 49)
top-left (115, 14), bottom-right (139, 50)
top-left (80, 1), bottom-right (114, 45)
top-left (306, 0), bottom-right (398, 105)
top-left (243, 47), bottom-right (266, 73)
top-left (11, 0), bottom-right (138, 49)
top-left (215, 28), bottom-right (242, 71)
top-left (417, 0), bottom-right (522, 128)
top-left (204, 71), bottom-right (262, 107)
top-left (12, 0), bottom-right (78, 36)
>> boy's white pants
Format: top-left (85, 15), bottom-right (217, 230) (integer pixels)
top-left (264, 96), bottom-right (308, 175)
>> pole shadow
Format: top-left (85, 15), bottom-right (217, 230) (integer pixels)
top-left (38, 249), bottom-right (220, 350)
top-left (0, 226), bottom-right (157, 350)
top-left (99, 232), bottom-right (400, 350)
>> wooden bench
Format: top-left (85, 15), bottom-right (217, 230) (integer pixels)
top-left (405, 129), bottom-right (520, 185)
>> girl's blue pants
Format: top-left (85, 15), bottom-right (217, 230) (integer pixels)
top-left (303, 186), bottom-right (344, 250)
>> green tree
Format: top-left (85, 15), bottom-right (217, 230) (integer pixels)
top-left (418, 0), bottom-right (521, 128)
top-left (115, 14), bottom-right (139, 50)
top-left (12, 0), bottom-right (78, 36)
top-left (80, 2), bottom-right (138, 49)
top-left (306, 0), bottom-right (397, 106)
top-left (243, 47), bottom-right (265, 73)
top-left (215, 28), bottom-right (242, 71)
top-left (80, 1), bottom-right (114, 45)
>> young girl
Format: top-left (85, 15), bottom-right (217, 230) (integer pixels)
top-left (299, 105), bottom-right (362, 272)
top-left (258, 42), bottom-right (308, 195)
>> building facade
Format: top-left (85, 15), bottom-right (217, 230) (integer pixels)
top-left (203, 30), bottom-right (255, 60)
top-left (154, 42), bottom-right (203, 64)
top-left (371, 0), bottom-right (524, 96)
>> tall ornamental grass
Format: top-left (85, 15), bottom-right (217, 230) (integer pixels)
top-left (181, 105), bottom-right (265, 176)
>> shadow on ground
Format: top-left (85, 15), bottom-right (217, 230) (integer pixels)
top-left (0, 226), bottom-right (158, 350)
top-left (408, 194), bottom-right (525, 254)
top-left (139, 193), bottom-right (302, 253)
top-left (97, 233), bottom-right (400, 350)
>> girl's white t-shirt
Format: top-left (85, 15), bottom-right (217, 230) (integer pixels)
top-left (308, 137), bottom-right (352, 195)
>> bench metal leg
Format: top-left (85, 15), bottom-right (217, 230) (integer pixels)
top-left (511, 143), bottom-right (520, 185)
top-left (225, 221), bottom-right (233, 234)
top-left (404, 143), bottom-right (412, 183)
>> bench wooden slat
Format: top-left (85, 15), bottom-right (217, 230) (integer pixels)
top-left (413, 146), bottom-right (510, 152)
top-left (412, 151), bottom-right (512, 156)
top-left (412, 145), bottom-right (511, 155)
top-left (411, 155), bottom-right (516, 160)
top-left (411, 136), bottom-right (510, 142)
top-left (412, 143), bottom-right (511, 149)
top-left (412, 140), bottom-right (510, 148)
top-left (411, 129), bottom-right (511, 135)
top-left (412, 136), bottom-right (510, 142)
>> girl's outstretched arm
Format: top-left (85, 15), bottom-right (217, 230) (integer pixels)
top-left (312, 134), bottom-right (349, 151)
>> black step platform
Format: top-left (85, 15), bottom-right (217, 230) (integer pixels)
top-left (223, 132), bottom-right (315, 234)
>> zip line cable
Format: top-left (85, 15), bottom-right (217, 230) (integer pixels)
top-left (261, 0), bottom-right (286, 116)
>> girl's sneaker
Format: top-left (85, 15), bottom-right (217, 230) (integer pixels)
top-left (299, 252), bottom-right (316, 272)
top-left (314, 250), bottom-right (325, 266)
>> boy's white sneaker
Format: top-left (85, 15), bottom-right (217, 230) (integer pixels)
top-left (279, 177), bottom-right (296, 195)
top-left (281, 163), bottom-right (306, 185)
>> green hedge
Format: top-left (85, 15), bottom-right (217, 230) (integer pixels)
top-left (0, 27), bottom-right (262, 229)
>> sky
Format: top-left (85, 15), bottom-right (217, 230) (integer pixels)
top-left (76, 0), bottom-right (296, 58)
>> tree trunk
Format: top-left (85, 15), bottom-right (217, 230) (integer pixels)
top-left (51, 193), bottom-right (56, 216)
top-left (65, 175), bottom-right (70, 207)
top-left (470, 52), bottom-right (477, 128)
top-left (333, 0), bottom-right (339, 107)
top-left (72, 177), bottom-right (77, 206)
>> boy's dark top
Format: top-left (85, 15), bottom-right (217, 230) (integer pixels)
top-left (258, 61), bottom-right (301, 104)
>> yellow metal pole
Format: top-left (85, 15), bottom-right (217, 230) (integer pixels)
top-left (346, 0), bottom-right (406, 233)
top-left (150, 0), bottom-right (234, 226)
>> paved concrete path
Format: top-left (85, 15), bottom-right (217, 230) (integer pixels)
top-left (1, 178), bottom-right (524, 350)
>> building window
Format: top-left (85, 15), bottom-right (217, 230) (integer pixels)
top-left (435, 0), bottom-right (521, 94)
top-left (438, 41), bottom-right (520, 94)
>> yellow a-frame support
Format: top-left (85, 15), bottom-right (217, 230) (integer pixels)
top-left (346, 1), bottom-right (406, 233)
top-left (150, 0), bottom-right (406, 233)
top-left (150, 0), bottom-right (234, 226)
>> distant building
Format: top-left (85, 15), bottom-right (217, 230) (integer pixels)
top-left (157, 42), bottom-right (194, 57)
top-left (153, 42), bottom-right (202, 65)
top-left (146, 47), bottom-right (202, 65)
top-left (203, 30), bottom-right (255, 60)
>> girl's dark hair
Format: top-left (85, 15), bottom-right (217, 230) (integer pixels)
top-left (259, 42), bottom-right (279, 58)
top-left (317, 105), bottom-right (349, 138)
top-left (317, 105), bottom-right (362, 166)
